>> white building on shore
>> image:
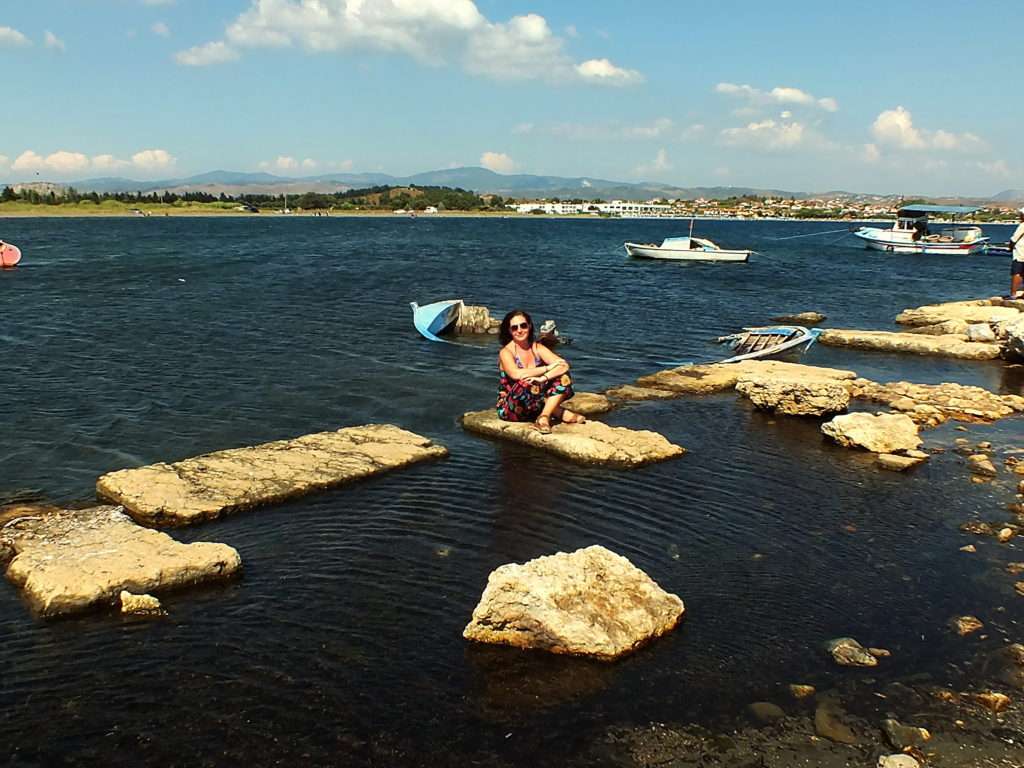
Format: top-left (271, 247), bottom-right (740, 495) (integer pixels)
top-left (511, 199), bottom-right (674, 217)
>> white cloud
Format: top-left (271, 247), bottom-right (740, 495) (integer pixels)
top-left (862, 143), bottom-right (881, 164)
top-left (44, 31), bottom-right (65, 51)
top-left (780, 110), bottom-right (791, 119)
top-left (176, 1), bottom-right (640, 86)
top-left (131, 149), bottom-right (176, 171)
top-left (0, 155), bottom-right (9, 168)
top-left (301, 158), bottom-right (317, 169)
top-left (622, 117), bottom-right (673, 139)
top-left (575, 58), bottom-right (642, 86)
top-left (871, 106), bottom-right (983, 152)
top-left (564, 24), bottom-right (578, 38)
top-left (715, 82), bottom-right (838, 113)
top-left (680, 123), bottom-right (705, 140)
top-left (91, 154), bottom-right (130, 171)
top-left (12, 151), bottom-right (45, 171)
top-left (0, 26), bottom-right (31, 46)
top-left (261, 156), bottom-right (300, 171)
top-left (176, 41), bottom-right (239, 66)
top-left (334, 159), bottom-right (353, 171)
top-left (480, 151), bottom-right (515, 173)
top-left (152, 22), bottom-right (171, 37)
top-left (531, 118), bottom-right (682, 142)
top-left (720, 119), bottom-right (806, 151)
top-left (974, 159), bottom-right (1010, 178)
top-left (635, 148), bottom-right (671, 176)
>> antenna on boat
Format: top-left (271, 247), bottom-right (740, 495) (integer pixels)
top-left (688, 217), bottom-right (695, 239)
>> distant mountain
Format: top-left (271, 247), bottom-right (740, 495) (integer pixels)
top-left (992, 189), bottom-right (1024, 203)
top-left (7, 166), bottom-right (1019, 203)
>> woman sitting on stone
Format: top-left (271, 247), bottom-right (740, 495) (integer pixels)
top-left (496, 309), bottom-right (585, 433)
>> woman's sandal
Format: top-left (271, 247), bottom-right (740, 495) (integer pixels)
top-left (535, 415), bottom-right (552, 434)
top-left (560, 410), bottom-right (587, 425)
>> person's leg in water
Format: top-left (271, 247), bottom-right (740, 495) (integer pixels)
top-left (1011, 262), bottom-right (1024, 298)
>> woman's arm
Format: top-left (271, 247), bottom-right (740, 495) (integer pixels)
top-left (534, 343), bottom-right (570, 379)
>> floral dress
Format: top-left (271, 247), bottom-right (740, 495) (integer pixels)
top-left (496, 344), bottom-right (574, 422)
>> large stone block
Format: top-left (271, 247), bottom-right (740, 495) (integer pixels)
top-left (821, 412), bottom-right (922, 454)
top-left (460, 410), bottom-right (683, 468)
top-left (464, 545), bottom-right (684, 660)
top-left (818, 329), bottom-right (1002, 360)
top-left (1, 505), bottom-right (240, 617)
top-left (97, 424), bottom-right (448, 526)
top-left (735, 376), bottom-right (850, 416)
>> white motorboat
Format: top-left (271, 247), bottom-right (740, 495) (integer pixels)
top-left (624, 236), bottom-right (750, 262)
top-left (853, 204), bottom-right (989, 255)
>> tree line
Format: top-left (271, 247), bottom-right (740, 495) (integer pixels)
top-left (0, 184), bottom-right (507, 211)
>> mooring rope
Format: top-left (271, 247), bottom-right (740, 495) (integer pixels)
top-left (767, 227), bottom-right (855, 241)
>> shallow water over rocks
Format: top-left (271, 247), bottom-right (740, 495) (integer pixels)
top-left (1, 217), bottom-right (1023, 765)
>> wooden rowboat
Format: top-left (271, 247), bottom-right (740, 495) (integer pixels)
top-left (715, 325), bottom-right (821, 363)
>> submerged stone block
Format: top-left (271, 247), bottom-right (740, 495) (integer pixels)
top-left (1, 505), bottom-right (240, 617)
top-left (818, 329), bottom-right (1002, 360)
top-left (460, 410), bottom-right (683, 468)
top-left (97, 424), bottom-right (448, 526)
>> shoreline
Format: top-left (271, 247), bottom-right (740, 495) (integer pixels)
top-left (0, 209), bottom-right (1017, 224)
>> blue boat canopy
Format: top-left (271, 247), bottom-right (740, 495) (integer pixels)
top-left (897, 204), bottom-right (981, 215)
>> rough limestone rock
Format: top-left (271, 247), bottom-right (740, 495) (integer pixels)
top-left (0, 505), bottom-right (240, 617)
top-left (97, 424), bottom-right (448, 526)
top-left (120, 591), bottom-right (164, 615)
top-left (789, 684), bottom-right (816, 699)
top-left (461, 410), bottom-right (684, 468)
top-left (967, 454), bottom-right (998, 477)
top-left (895, 299), bottom-right (1021, 328)
top-left (881, 718), bottom-right (931, 750)
top-left (735, 375), bottom-right (850, 416)
top-left (1004, 316), bottom-right (1024, 361)
top-left (878, 755), bottom-right (920, 768)
top-left (604, 384), bottom-right (683, 401)
top-left (770, 311), bottom-right (826, 324)
top-left (848, 379), bottom-right (1024, 427)
top-left (971, 692), bottom-right (1011, 713)
top-left (635, 360), bottom-right (856, 397)
top-left (748, 702), bottom-right (785, 723)
top-left (567, 392), bottom-right (614, 416)
top-left (827, 637), bottom-right (879, 667)
top-left (822, 413), bottom-right (922, 454)
top-left (876, 453), bottom-right (926, 472)
top-left (814, 700), bottom-right (858, 744)
top-left (818, 329), bottom-right (1002, 360)
top-left (463, 545), bottom-right (684, 660)
top-left (455, 304), bottom-right (500, 335)
top-left (950, 615), bottom-right (983, 636)
top-left (967, 323), bottom-right (997, 342)
top-left (905, 319), bottom-right (970, 336)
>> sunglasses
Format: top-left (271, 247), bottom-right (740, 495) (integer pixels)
top-left (510, 322), bottom-right (530, 331)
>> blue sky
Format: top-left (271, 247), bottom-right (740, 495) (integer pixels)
top-left (1, 0), bottom-right (1019, 196)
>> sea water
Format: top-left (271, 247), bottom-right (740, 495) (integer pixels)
top-left (0, 216), bottom-right (1021, 765)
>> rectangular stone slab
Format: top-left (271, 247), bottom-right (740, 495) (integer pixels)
top-left (461, 410), bottom-right (684, 468)
top-left (818, 329), bottom-right (1001, 360)
top-left (1, 505), bottom-right (241, 617)
top-left (97, 424), bottom-right (449, 526)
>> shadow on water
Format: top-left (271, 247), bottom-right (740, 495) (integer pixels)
top-left (1, 217), bottom-right (1022, 765)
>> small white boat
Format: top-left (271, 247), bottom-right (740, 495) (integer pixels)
top-left (410, 299), bottom-right (464, 342)
top-left (625, 236), bottom-right (750, 262)
top-left (716, 325), bottom-right (821, 363)
top-left (853, 204), bottom-right (989, 255)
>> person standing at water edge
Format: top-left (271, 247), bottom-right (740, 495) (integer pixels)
top-left (1011, 207), bottom-right (1024, 299)
top-left (496, 309), bottom-right (586, 433)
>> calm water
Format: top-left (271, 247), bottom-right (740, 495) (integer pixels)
top-left (1, 217), bottom-right (1022, 766)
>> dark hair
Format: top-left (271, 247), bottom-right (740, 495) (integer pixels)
top-left (499, 308), bottom-right (535, 346)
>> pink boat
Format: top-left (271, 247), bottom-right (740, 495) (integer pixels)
top-left (0, 242), bottom-right (22, 268)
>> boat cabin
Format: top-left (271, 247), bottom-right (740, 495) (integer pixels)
top-left (894, 204), bottom-right (984, 244)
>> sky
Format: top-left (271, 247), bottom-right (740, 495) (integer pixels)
top-left (0, 0), bottom-right (1020, 196)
